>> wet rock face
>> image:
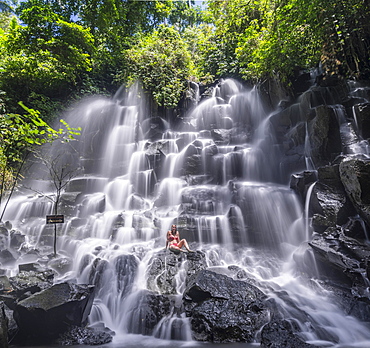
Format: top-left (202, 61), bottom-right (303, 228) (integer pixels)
top-left (183, 270), bottom-right (270, 343)
top-left (308, 227), bottom-right (370, 319)
top-left (260, 319), bottom-right (317, 348)
top-left (310, 182), bottom-right (356, 232)
top-left (0, 302), bottom-right (8, 348)
top-left (308, 105), bottom-right (342, 167)
top-left (339, 157), bottom-right (370, 227)
top-left (58, 325), bottom-right (113, 346)
top-left (13, 282), bottom-right (95, 343)
top-left (9, 267), bottom-right (54, 300)
top-left (126, 290), bottom-right (172, 336)
top-left (292, 158), bottom-right (370, 322)
top-left (146, 250), bottom-right (207, 295)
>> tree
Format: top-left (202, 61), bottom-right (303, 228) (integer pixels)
top-left (0, 0), bottom-right (95, 117)
top-left (31, 148), bottom-right (80, 256)
top-left (21, 0), bottom-right (175, 91)
top-left (205, 0), bottom-right (370, 83)
top-left (122, 25), bottom-right (194, 108)
top-left (167, 0), bottom-right (204, 32)
top-left (0, 102), bottom-right (81, 222)
top-left (0, 0), bottom-right (15, 14)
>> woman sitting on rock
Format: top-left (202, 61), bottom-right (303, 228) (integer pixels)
top-left (166, 224), bottom-right (193, 254)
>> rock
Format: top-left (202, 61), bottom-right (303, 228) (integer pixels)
top-left (57, 325), bottom-right (113, 345)
top-left (146, 250), bottom-right (180, 295)
top-left (260, 319), bottom-right (318, 348)
top-left (259, 78), bottom-right (292, 111)
top-left (9, 230), bottom-right (26, 249)
top-left (308, 227), bottom-right (370, 321)
top-left (114, 254), bottom-right (139, 297)
top-left (127, 193), bottom-right (150, 210)
top-left (125, 289), bottom-right (171, 336)
top-left (47, 256), bottom-right (73, 276)
top-left (0, 276), bottom-right (16, 310)
top-left (339, 157), bottom-right (370, 227)
top-left (352, 102), bottom-right (370, 139)
top-left (290, 170), bottom-right (318, 203)
top-left (13, 282), bottom-right (95, 343)
top-left (0, 227), bottom-right (8, 251)
top-left (309, 182), bottom-right (356, 232)
top-left (146, 249), bottom-right (206, 295)
top-left (317, 164), bottom-right (343, 190)
top-left (142, 116), bottom-right (169, 141)
top-left (343, 216), bottom-right (369, 241)
top-left (4, 304), bottom-right (17, 343)
top-left (65, 177), bottom-right (107, 194)
top-left (180, 143), bottom-right (203, 176)
top-left (9, 267), bottom-right (54, 299)
top-left (308, 105), bottom-right (342, 167)
top-left (0, 249), bottom-right (15, 266)
top-left (0, 302), bottom-right (8, 348)
top-left (183, 270), bottom-right (270, 343)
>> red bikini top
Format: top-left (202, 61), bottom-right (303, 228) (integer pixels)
top-left (168, 234), bottom-right (178, 242)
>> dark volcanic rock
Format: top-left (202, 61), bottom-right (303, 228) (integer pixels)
top-left (290, 170), bottom-right (318, 203)
top-left (9, 267), bottom-right (54, 300)
top-left (308, 227), bottom-right (370, 321)
top-left (0, 301), bottom-right (8, 348)
top-left (310, 182), bottom-right (356, 232)
top-left (146, 249), bottom-right (207, 295)
top-left (308, 105), bottom-right (342, 167)
top-left (124, 289), bottom-right (172, 336)
top-left (339, 157), bottom-right (370, 227)
top-left (13, 282), bottom-right (95, 343)
top-left (183, 269), bottom-right (269, 343)
top-left (260, 319), bottom-right (318, 348)
top-left (58, 325), bottom-right (113, 346)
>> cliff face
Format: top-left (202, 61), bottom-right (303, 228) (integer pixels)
top-left (263, 74), bottom-right (370, 322)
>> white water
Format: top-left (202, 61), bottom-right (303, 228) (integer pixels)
top-left (3, 79), bottom-right (370, 347)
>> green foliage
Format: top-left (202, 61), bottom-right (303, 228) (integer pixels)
top-left (0, 0), bottom-right (15, 14)
top-left (0, 102), bottom-right (80, 162)
top-left (205, 0), bottom-right (370, 82)
top-left (167, 0), bottom-right (205, 32)
top-left (30, 0), bottom-right (176, 90)
top-left (0, 0), bottom-right (367, 121)
top-left (0, 102), bottom-right (81, 217)
top-left (182, 24), bottom-right (215, 83)
top-left (122, 25), bottom-right (194, 108)
top-left (0, 1), bottom-right (94, 116)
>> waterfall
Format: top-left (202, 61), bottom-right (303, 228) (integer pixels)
top-left (3, 78), bottom-right (370, 348)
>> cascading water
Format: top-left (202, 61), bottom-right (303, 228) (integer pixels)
top-left (3, 78), bottom-right (370, 347)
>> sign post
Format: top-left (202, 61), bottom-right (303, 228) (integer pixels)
top-left (46, 214), bottom-right (64, 224)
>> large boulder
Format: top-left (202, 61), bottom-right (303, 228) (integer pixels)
top-left (13, 282), bottom-right (95, 343)
top-left (183, 269), bottom-right (269, 343)
top-left (260, 319), bottom-right (318, 348)
top-left (9, 265), bottom-right (54, 301)
top-left (57, 325), bottom-right (113, 346)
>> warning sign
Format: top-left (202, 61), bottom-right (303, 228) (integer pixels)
top-left (46, 215), bottom-right (65, 224)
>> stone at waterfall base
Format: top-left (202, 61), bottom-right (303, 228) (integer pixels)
top-left (57, 325), bottom-right (113, 345)
top-left (260, 319), bottom-right (319, 348)
top-left (183, 269), bottom-right (270, 343)
top-left (12, 282), bottom-right (95, 344)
